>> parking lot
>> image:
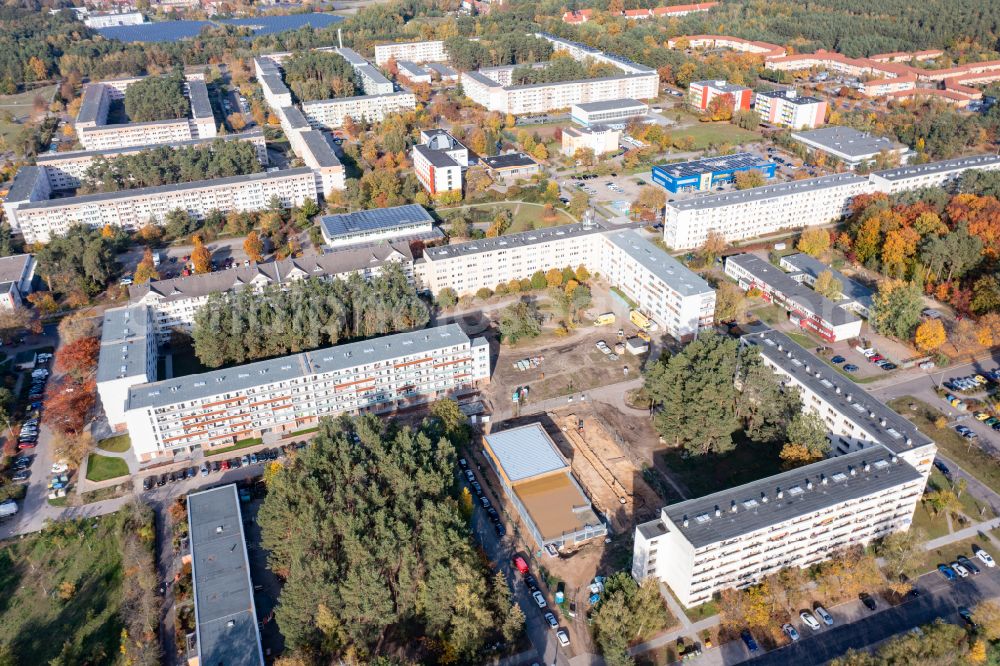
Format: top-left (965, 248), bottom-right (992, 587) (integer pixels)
top-left (935, 365), bottom-right (1000, 446)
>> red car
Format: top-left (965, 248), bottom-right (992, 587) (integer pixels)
top-left (219, 459), bottom-right (230, 471)
top-left (17, 441), bottom-right (36, 449)
top-left (513, 556), bottom-right (529, 575)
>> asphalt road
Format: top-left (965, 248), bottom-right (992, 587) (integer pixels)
top-left (744, 565), bottom-right (1000, 665)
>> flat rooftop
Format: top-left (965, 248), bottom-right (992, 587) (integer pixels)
top-left (5, 166), bottom-right (45, 203)
top-left (780, 252), bottom-right (873, 309)
top-left (187, 79), bottom-right (214, 119)
top-left (482, 152), bottom-right (537, 170)
top-left (572, 98), bottom-right (647, 113)
top-left (427, 62), bottom-right (457, 76)
top-left (605, 230), bottom-right (714, 298)
top-left (36, 130), bottom-right (264, 163)
top-left (77, 84), bottom-right (108, 125)
top-left (299, 130), bottom-right (342, 168)
top-left (424, 222), bottom-right (605, 261)
top-left (398, 60), bottom-right (430, 77)
top-left (96, 304), bottom-right (152, 382)
top-left (659, 445), bottom-right (923, 548)
top-left (872, 153), bottom-right (1000, 181)
top-left (334, 46), bottom-right (368, 66)
top-left (756, 89), bottom-right (823, 105)
top-left (356, 64), bottom-right (392, 87)
top-left (743, 328), bottom-right (934, 454)
top-left (654, 152), bottom-right (775, 179)
top-left (791, 126), bottom-right (904, 159)
top-left (692, 79), bottom-right (749, 93)
top-left (515, 472), bottom-right (603, 541)
top-left (484, 423), bottom-right (568, 483)
top-left (280, 105), bottom-right (310, 129)
top-left (413, 143), bottom-right (460, 168)
top-left (188, 485), bottom-right (264, 666)
top-left (319, 203), bottom-right (432, 240)
top-left (667, 173), bottom-right (868, 212)
top-left (127, 324), bottom-right (469, 409)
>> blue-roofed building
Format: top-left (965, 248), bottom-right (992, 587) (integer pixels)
top-left (482, 423), bottom-right (607, 549)
top-left (652, 152), bottom-right (777, 194)
top-left (318, 203), bottom-right (440, 248)
top-left (96, 13), bottom-right (342, 43)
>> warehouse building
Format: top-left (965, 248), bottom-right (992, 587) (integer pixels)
top-left (187, 485), bottom-right (264, 666)
top-left (724, 253), bottom-right (862, 342)
top-left (790, 126), bottom-right (909, 169)
top-left (754, 89), bottom-right (827, 129)
top-left (651, 153), bottom-right (776, 194)
top-left (483, 423), bottom-right (607, 549)
top-left (570, 98), bottom-right (649, 126)
top-left (319, 203), bottom-right (439, 248)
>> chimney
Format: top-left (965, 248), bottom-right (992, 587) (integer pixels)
top-left (731, 500), bottom-right (738, 513)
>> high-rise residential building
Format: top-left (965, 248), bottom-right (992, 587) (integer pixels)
top-left (412, 129), bottom-right (468, 196)
top-left (373, 40), bottom-right (449, 66)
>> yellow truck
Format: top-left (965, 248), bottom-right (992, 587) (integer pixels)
top-left (594, 312), bottom-right (616, 326)
top-left (630, 310), bottom-right (651, 330)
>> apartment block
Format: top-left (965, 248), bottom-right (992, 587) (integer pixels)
top-left (778, 252), bottom-right (873, 317)
top-left (97, 305), bottom-right (158, 429)
top-left (463, 70), bottom-right (658, 115)
top-left (570, 99), bottom-right (649, 126)
top-left (426, 63), bottom-right (459, 83)
top-left (633, 447), bottom-right (926, 607)
top-left (0, 254), bottom-right (35, 309)
top-left (412, 129), bottom-right (468, 195)
top-left (724, 253), bottom-right (862, 342)
top-left (121, 324), bottom-right (490, 461)
top-left (334, 48), bottom-right (394, 95)
top-left (868, 154), bottom-right (1000, 194)
top-left (301, 92), bottom-right (416, 129)
top-left (561, 124), bottom-right (622, 157)
top-left (297, 130), bottom-right (346, 196)
top-left (418, 224), bottom-right (715, 341)
top-left (397, 60), bottom-right (432, 84)
top-left (129, 242), bottom-right (418, 340)
top-left (754, 89), bottom-right (827, 129)
top-left (374, 40), bottom-right (448, 67)
top-left (8, 168), bottom-right (318, 243)
top-left (689, 80), bottom-right (752, 112)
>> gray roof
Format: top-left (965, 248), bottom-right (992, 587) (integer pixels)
top-left (463, 71), bottom-right (502, 88)
top-left (667, 173), bottom-right (868, 212)
top-left (756, 89), bottom-right (823, 105)
top-left (426, 62), bottom-right (457, 77)
top-left (0, 254), bottom-right (32, 284)
top-left (130, 242), bottom-right (414, 305)
top-left (693, 80), bottom-right (749, 93)
top-left (484, 423), bottom-right (569, 482)
top-left (413, 143), bottom-right (460, 168)
top-left (661, 445), bottom-right (923, 548)
top-left (482, 152), bottom-right (538, 170)
top-left (5, 166), bottom-right (46, 204)
top-left (188, 485), bottom-right (264, 666)
top-left (280, 105), bottom-right (310, 130)
top-left (572, 98), bottom-right (647, 113)
top-left (301, 91), bottom-right (414, 106)
top-left (19, 168), bottom-right (314, 210)
top-left (873, 153), bottom-right (1000, 182)
top-left (397, 60), bottom-right (430, 78)
top-left (356, 64), bottom-right (392, 87)
top-left (424, 222), bottom-right (605, 261)
top-left (319, 204), bottom-right (432, 241)
top-left (186, 79), bottom-right (214, 120)
top-left (507, 73), bottom-right (653, 93)
top-left (791, 126), bottom-right (904, 159)
top-left (36, 130), bottom-right (264, 163)
top-left (127, 324), bottom-right (469, 410)
top-left (743, 329), bottom-right (934, 454)
top-left (604, 230), bottom-right (713, 298)
top-left (780, 253), bottom-right (873, 309)
top-left (299, 130), bottom-right (342, 167)
top-left (77, 84), bottom-right (109, 125)
top-left (726, 253), bottom-right (859, 327)
top-left (335, 47), bottom-right (368, 66)
top-left (97, 305), bottom-right (152, 382)
top-left (260, 73), bottom-right (290, 96)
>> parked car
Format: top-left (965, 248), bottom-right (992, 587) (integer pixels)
top-left (843, 364), bottom-right (859, 373)
top-left (938, 563), bottom-right (957, 581)
top-left (958, 555), bottom-right (981, 575)
top-left (143, 476), bottom-right (154, 490)
top-left (814, 605), bottom-right (834, 626)
top-left (740, 630), bottom-right (759, 652)
top-left (513, 556), bottom-right (529, 574)
top-left (934, 460), bottom-right (951, 475)
top-left (200, 465), bottom-right (209, 477)
top-left (782, 623), bottom-right (800, 641)
top-left (544, 612), bottom-right (558, 629)
top-left (240, 455), bottom-right (250, 466)
top-left (157, 474), bottom-right (167, 487)
top-left (974, 546), bottom-right (996, 567)
top-left (831, 355), bottom-right (845, 364)
top-left (859, 592), bottom-right (877, 611)
top-left (12, 456), bottom-right (31, 469)
top-left (493, 521), bottom-right (506, 537)
top-left (951, 561), bottom-right (970, 578)
top-left (556, 629), bottom-right (570, 646)
top-left (11, 470), bottom-right (29, 482)
top-left (532, 591), bottom-right (547, 608)
top-left (799, 611), bottom-right (821, 631)
top-left (959, 607), bottom-right (978, 629)
top-left (220, 459), bottom-right (230, 471)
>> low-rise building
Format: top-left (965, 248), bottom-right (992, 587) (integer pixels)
top-left (482, 423), bottom-right (607, 549)
top-left (570, 98), bottom-right (649, 126)
top-left (426, 62), bottom-right (459, 83)
top-left (121, 323), bottom-right (490, 461)
top-left (754, 89), bottom-right (827, 129)
top-left (689, 80), bottom-right (752, 112)
top-left (480, 152), bottom-right (541, 182)
top-left (374, 40), bottom-right (449, 66)
top-left (83, 10), bottom-right (145, 28)
top-left (0, 254), bottom-right (35, 309)
top-left (778, 253), bottom-right (873, 317)
top-left (397, 60), bottom-right (432, 84)
top-left (319, 204), bottom-right (437, 248)
top-left (724, 253), bottom-right (862, 342)
top-left (652, 153), bottom-right (776, 194)
top-left (790, 126), bottom-right (909, 169)
top-left (561, 124), bottom-right (622, 157)
top-left (187, 485), bottom-right (265, 666)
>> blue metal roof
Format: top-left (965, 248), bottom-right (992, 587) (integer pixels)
top-left (319, 204), bottom-right (432, 241)
top-left (484, 423), bottom-right (568, 483)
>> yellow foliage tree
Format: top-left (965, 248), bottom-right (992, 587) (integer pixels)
top-left (779, 443), bottom-right (824, 469)
top-left (914, 319), bottom-right (946, 352)
top-left (243, 231), bottom-right (264, 263)
top-left (191, 236), bottom-right (212, 274)
top-left (973, 600), bottom-right (1000, 641)
top-left (133, 248), bottom-right (159, 285)
top-left (545, 268), bottom-right (563, 287)
top-left (797, 227), bottom-right (830, 257)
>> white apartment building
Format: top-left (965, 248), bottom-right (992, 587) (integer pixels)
top-left (633, 446), bottom-right (926, 607)
top-left (418, 224), bottom-right (715, 341)
top-left (298, 130), bottom-right (346, 196)
top-left (397, 60), bottom-right (432, 84)
top-left (561, 124), bottom-right (622, 156)
top-left (869, 153), bottom-right (1000, 194)
top-left (97, 305), bottom-right (158, 430)
top-left (34, 131), bottom-right (268, 191)
top-left (129, 243), bottom-right (418, 340)
top-left (374, 40), bottom-right (448, 67)
top-left (754, 89), bottom-right (827, 129)
top-left (463, 71), bottom-right (658, 115)
top-left (570, 98), bottom-right (649, 126)
top-left (412, 129), bottom-right (468, 196)
top-left (333, 48), bottom-right (395, 95)
top-left (120, 323), bottom-right (490, 461)
top-left (0, 254), bottom-right (35, 309)
top-left (83, 10), bottom-right (145, 28)
top-left (663, 173), bottom-right (871, 250)
top-left (301, 92), bottom-right (417, 129)
top-left (2, 166), bottom-right (50, 231)
top-left (8, 168), bottom-right (318, 243)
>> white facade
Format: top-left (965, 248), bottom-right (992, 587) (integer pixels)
top-left (561, 125), bottom-right (622, 156)
top-left (0, 254), bottom-right (35, 309)
top-left (83, 11), bottom-right (145, 28)
top-left (754, 90), bottom-right (827, 129)
top-left (121, 324), bottom-right (490, 461)
top-left (463, 71), bottom-right (658, 115)
top-left (301, 93), bottom-right (417, 129)
top-left (869, 154), bottom-right (1000, 194)
top-left (96, 305), bottom-right (158, 430)
top-left (374, 40), bottom-right (448, 66)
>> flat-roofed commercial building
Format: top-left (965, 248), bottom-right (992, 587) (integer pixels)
top-left (122, 324), bottom-right (490, 461)
top-left (301, 92), bottom-right (417, 129)
top-left (652, 153), bottom-right (776, 194)
top-left (724, 253), bottom-right (862, 342)
top-left (374, 40), bottom-right (449, 66)
top-left (689, 80), bottom-right (752, 112)
top-left (779, 252), bottom-right (873, 317)
top-left (187, 485), bottom-right (264, 666)
top-left (744, 329), bottom-right (936, 473)
top-left (561, 124), bottom-right (622, 156)
top-left (632, 446), bottom-right (926, 607)
top-left (96, 305), bottom-right (158, 429)
top-left (754, 89), bottom-right (827, 129)
top-left (869, 154), bottom-right (1000, 194)
top-left (128, 243), bottom-right (418, 340)
top-left (570, 98), bottom-right (649, 125)
top-left (8, 168), bottom-right (318, 244)
top-left (483, 423), bottom-right (607, 549)
top-left (419, 225), bottom-right (715, 341)
top-left (791, 126), bottom-right (909, 169)
top-left (319, 203), bottom-right (437, 247)
top-left (663, 173), bottom-right (870, 250)
top-left (481, 152), bottom-right (541, 182)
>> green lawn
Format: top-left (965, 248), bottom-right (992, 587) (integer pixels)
top-left (916, 535), bottom-right (992, 575)
top-left (288, 426), bottom-right (319, 437)
top-left (910, 500), bottom-right (950, 540)
top-left (206, 437), bottom-right (263, 457)
top-left (0, 513), bottom-right (125, 663)
top-left (85, 454), bottom-right (129, 482)
top-left (888, 397), bottom-right (1000, 496)
top-left (671, 122), bottom-right (762, 150)
top-left (97, 434), bottom-right (131, 453)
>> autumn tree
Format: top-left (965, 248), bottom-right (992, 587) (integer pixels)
top-left (914, 319), bottom-right (946, 352)
top-left (871, 280), bottom-right (923, 340)
top-left (734, 169), bottom-right (766, 190)
top-left (54, 336), bottom-right (99, 382)
top-left (700, 230), bottom-right (728, 263)
top-left (133, 248), bottom-right (159, 285)
top-left (714, 281), bottom-right (748, 323)
top-left (243, 231), bottom-right (264, 263)
top-left (972, 600), bottom-right (1000, 641)
top-left (797, 228), bottom-right (831, 257)
top-left (190, 236), bottom-right (212, 274)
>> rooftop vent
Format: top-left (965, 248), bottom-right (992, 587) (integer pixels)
top-left (863, 462), bottom-right (871, 472)
top-left (682, 515), bottom-right (689, 527)
top-left (892, 455), bottom-right (899, 463)
top-left (850, 466), bottom-right (858, 476)
top-left (806, 480), bottom-right (814, 490)
top-left (714, 506), bottom-right (721, 517)
top-left (731, 500), bottom-right (738, 513)
top-left (760, 492), bottom-right (768, 503)
top-left (776, 488), bottom-right (784, 499)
